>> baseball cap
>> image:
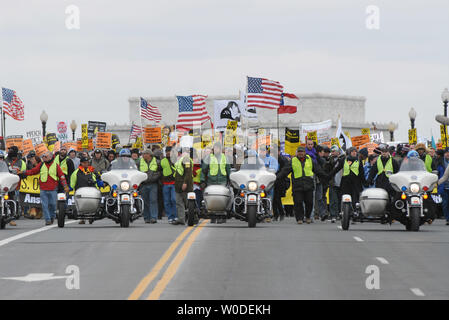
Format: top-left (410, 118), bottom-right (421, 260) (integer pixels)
top-left (297, 146), bottom-right (305, 152)
top-left (80, 156), bottom-right (90, 163)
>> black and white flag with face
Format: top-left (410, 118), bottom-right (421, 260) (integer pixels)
top-left (336, 116), bottom-right (352, 151)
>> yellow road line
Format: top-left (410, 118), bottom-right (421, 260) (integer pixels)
top-left (127, 225), bottom-right (195, 300)
top-left (146, 219), bottom-right (209, 300)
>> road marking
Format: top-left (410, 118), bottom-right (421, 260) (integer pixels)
top-left (353, 236), bottom-right (364, 242)
top-left (0, 221), bottom-right (77, 248)
top-left (146, 219), bottom-right (209, 300)
top-left (2, 273), bottom-right (69, 282)
top-left (375, 257), bottom-right (389, 265)
top-left (410, 288), bottom-right (425, 297)
top-left (128, 224), bottom-right (196, 300)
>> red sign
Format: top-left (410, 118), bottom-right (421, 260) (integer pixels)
top-left (57, 122), bottom-right (67, 134)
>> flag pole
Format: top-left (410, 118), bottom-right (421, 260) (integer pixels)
top-left (245, 78), bottom-right (249, 149)
top-left (139, 98), bottom-right (145, 149)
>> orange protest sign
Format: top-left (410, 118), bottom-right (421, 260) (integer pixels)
top-left (63, 142), bottom-right (78, 152)
top-left (76, 139), bottom-right (93, 151)
top-left (144, 127), bottom-right (162, 144)
top-left (96, 132), bottom-right (112, 149)
top-left (22, 139), bottom-right (34, 156)
top-left (6, 136), bottom-right (23, 150)
top-left (359, 142), bottom-right (379, 155)
top-left (35, 143), bottom-right (49, 157)
top-left (77, 139), bottom-right (82, 151)
top-left (351, 135), bottom-right (371, 149)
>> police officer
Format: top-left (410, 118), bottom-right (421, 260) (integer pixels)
top-left (172, 147), bottom-right (193, 226)
top-left (277, 146), bottom-right (328, 224)
top-left (70, 157), bottom-right (104, 224)
top-left (367, 144), bottom-right (400, 193)
top-left (138, 149), bottom-right (161, 224)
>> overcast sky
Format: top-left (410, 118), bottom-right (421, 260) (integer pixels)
top-left (1, 0), bottom-right (448, 141)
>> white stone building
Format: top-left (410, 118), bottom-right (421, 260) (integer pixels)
top-left (108, 93), bottom-right (392, 145)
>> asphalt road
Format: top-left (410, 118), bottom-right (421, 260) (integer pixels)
top-left (0, 216), bottom-right (448, 300)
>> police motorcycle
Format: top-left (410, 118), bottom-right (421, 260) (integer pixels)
top-left (341, 152), bottom-right (437, 232)
top-left (101, 150), bottom-right (146, 227)
top-left (0, 161), bottom-right (20, 229)
top-left (229, 152), bottom-right (276, 228)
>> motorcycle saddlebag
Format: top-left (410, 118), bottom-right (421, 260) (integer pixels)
top-left (74, 187), bottom-right (102, 214)
top-left (203, 185), bottom-right (232, 213)
top-left (359, 188), bottom-right (389, 217)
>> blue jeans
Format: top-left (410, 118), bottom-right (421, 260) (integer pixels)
top-left (441, 189), bottom-right (449, 221)
top-left (40, 190), bottom-right (57, 222)
top-left (315, 183), bottom-right (327, 218)
top-left (141, 184), bottom-right (158, 221)
top-left (163, 185), bottom-right (177, 220)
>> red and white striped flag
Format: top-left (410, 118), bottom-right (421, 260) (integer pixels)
top-left (130, 123), bottom-right (142, 139)
top-left (2, 88), bottom-right (25, 121)
top-left (140, 97), bottom-right (162, 123)
top-left (247, 77), bottom-right (283, 110)
top-left (278, 93), bottom-right (299, 114)
top-left (175, 95), bottom-right (211, 131)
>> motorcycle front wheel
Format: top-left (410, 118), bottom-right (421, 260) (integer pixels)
top-left (187, 200), bottom-right (196, 226)
top-left (120, 204), bottom-right (130, 228)
top-left (247, 205), bottom-right (257, 228)
top-left (341, 202), bottom-right (351, 231)
top-left (57, 201), bottom-right (66, 228)
top-left (408, 207), bottom-right (420, 231)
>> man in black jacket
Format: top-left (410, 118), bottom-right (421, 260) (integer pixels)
top-left (277, 146), bottom-right (328, 224)
top-left (273, 144), bottom-right (289, 221)
top-left (367, 144), bottom-right (400, 193)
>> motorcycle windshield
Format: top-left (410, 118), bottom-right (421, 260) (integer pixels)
top-left (399, 158), bottom-right (426, 172)
top-left (0, 161), bottom-right (9, 173)
top-left (110, 158), bottom-right (138, 170)
top-left (240, 156), bottom-right (265, 171)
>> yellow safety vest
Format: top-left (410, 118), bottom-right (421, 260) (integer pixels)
top-left (377, 157), bottom-right (394, 178)
top-left (40, 161), bottom-right (59, 183)
top-left (139, 157), bottom-right (158, 173)
top-left (209, 154), bottom-right (227, 176)
top-left (343, 160), bottom-right (359, 176)
top-left (55, 155), bottom-right (68, 175)
top-left (161, 158), bottom-right (175, 177)
top-left (292, 156), bottom-right (314, 179)
top-left (174, 157), bottom-right (193, 177)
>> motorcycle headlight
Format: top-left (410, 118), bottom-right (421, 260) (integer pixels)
top-left (248, 181), bottom-right (258, 192)
top-left (120, 181), bottom-right (130, 191)
top-left (410, 183), bottom-right (420, 193)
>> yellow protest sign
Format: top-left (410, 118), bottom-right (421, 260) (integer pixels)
top-left (408, 128), bottom-right (417, 145)
top-left (440, 125), bottom-right (447, 148)
top-left (361, 128), bottom-right (371, 135)
top-left (307, 131), bottom-right (318, 144)
top-left (281, 174), bottom-right (293, 206)
top-left (285, 128), bottom-right (300, 156)
top-left (81, 124), bottom-right (88, 149)
top-left (331, 138), bottom-right (340, 147)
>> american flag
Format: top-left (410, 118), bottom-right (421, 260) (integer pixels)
top-left (247, 77), bottom-right (283, 110)
top-left (2, 88), bottom-right (25, 121)
top-left (130, 123), bottom-right (142, 139)
top-left (175, 95), bottom-right (211, 130)
top-left (140, 97), bottom-right (162, 123)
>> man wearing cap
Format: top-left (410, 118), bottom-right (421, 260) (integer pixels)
top-left (70, 157), bottom-right (104, 224)
top-left (161, 146), bottom-right (177, 224)
top-left (18, 151), bottom-right (69, 225)
top-left (415, 143), bottom-right (436, 173)
top-left (68, 148), bottom-right (80, 168)
top-left (131, 149), bottom-right (140, 165)
top-left (332, 147), bottom-right (366, 211)
top-left (173, 147), bottom-right (193, 226)
top-left (91, 149), bottom-right (109, 174)
top-left (277, 146), bottom-right (328, 224)
top-left (138, 149), bottom-right (161, 223)
top-left (367, 144), bottom-right (400, 193)
top-left (325, 145), bottom-right (344, 222)
top-left (55, 146), bottom-right (75, 184)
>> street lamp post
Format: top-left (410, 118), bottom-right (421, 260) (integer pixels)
top-left (40, 111), bottom-right (48, 138)
top-left (70, 120), bottom-right (77, 141)
top-left (408, 108), bottom-right (417, 129)
top-left (388, 122), bottom-right (397, 142)
top-left (442, 88), bottom-right (449, 147)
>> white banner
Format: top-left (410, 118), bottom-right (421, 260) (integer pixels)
top-left (214, 100), bottom-right (243, 132)
top-left (25, 129), bottom-right (43, 145)
top-left (299, 119), bottom-right (332, 143)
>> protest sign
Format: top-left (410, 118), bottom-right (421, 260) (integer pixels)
top-left (214, 100), bottom-right (243, 132)
top-left (35, 143), bottom-right (49, 157)
top-left (351, 135), bottom-right (370, 149)
top-left (285, 128), bottom-right (300, 156)
top-left (81, 124), bottom-right (88, 149)
top-left (96, 132), bottom-right (112, 149)
top-left (87, 121), bottom-right (107, 139)
top-left (25, 130), bottom-right (42, 145)
top-left (6, 135), bottom-right (23, 150)
top-left (307, 131), bottom-right (318, 144)
top-left (144, 127), bottom-right (162, 144)
top-left (22, 139), bottom-right (34, 156)
top-left (300, 120), bottom-right (332, 144)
